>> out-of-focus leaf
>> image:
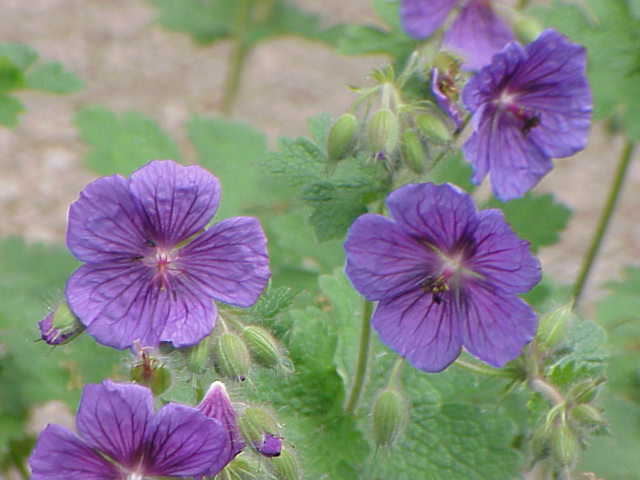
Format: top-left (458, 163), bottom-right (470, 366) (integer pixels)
top-left (0, 95), bottom-right (24, 127)
top-left (0, 57), bottom-right (25, 93)
top-left (25, 62), bottom-right (83, 93)
top-left (0, 43), bottom-right (38, 70)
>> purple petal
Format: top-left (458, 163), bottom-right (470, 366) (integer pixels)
top-left (461, 281), bottom-right (537, 367)
top-left (29, 425), bottom-right (119, 480)
top-left (198, 381), bottom-right (245, 464)
top-left (431, 68), bottom-right (464, 130)
top-left (128, 160), bottom-right (220, 248)
top-left (515, 30), bottom-right (592, 158)
top-left (66, 174), bottom-right (149, 263)
top-left (142, 404), bottom-right (231, 478)
top-left (176, 216), bottom-right (270, 308)
top-left (386, 183), bottom-right (479, 252)
top-left (462, 105), bottom-right (552, 201)
top-left (467, 209), bottom-right (541, 294)
top-left (400, 0), bottom-right (457, 39)
top-left (444, 0), bottom-right (515, 71)
top-left (372, 288), bottom-right (463, 372)
top-left (344, 213), bottom-right (440, 302)
top-left (76, 381), bottom-right (154, 469)
top-left (256, 433), bottom-right (282, 457)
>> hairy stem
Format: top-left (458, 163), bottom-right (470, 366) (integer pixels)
top-left (528, 376), bottom-right (565, 406)
top-left (345, 299), bottom-right (374, 414)
top-left (572, 140), bottom-right (636, 308)
top-left (221, 0), bottom-right (252, 115)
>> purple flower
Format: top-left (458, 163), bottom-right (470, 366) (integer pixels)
top-left (29, 380), bottom-right (233, 479)
top-left (64, 160), bottom-right (270, 350)
top-left (400, 0), bottom-right (514, 70)
top-left (344, 183), bottom-right (540, 372)
top-left (462, 30), bottom-right (592, 201)
top-left (431, 67), bottom-right (464, 130)
top-left (198, 381), bottom-right (245, 464)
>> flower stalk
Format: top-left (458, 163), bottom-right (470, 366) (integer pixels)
top-left (221, 0), bottom-right (253, 115)
top-left (345, 298), bottom-right (374, 414)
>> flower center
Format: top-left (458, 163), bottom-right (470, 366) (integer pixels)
top-left (496, 90), bottom-right (541, 135)
top-left (142, 247), bottom-right (179, 289)
top-left (422, 251), bottom-right (470, 304)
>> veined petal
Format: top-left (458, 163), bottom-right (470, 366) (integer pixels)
top-left (386, 183), bottom-right (479, 252)
top-left (372, 288), bottom-right (463, 372)
top-left (400, 0), bottom-right (458, 39)
top-left (176, 216), bottom-right (270, 308)
top-left (142, 404), bottom-right (231, 478)
top-left (444, 0), bottom-right (514, 71)
top-left (158, 283), bottom-right (215, 348)
top-left (462, 107), bottom-right (552, 201)
top-left (467, 209), bottom-right (541, 294)
top-left (461, 281), bottom-right (537, 367)
top-left (128, 160), bottom-right (220, 248)
top-left (344, 214), bottom-right (440, 301)
top-left (76, 381), bottom-right (154, 468)
top-left (67, 174), bottom-right (149, 263)
top-left (29, 425), bottom-right (120, 480)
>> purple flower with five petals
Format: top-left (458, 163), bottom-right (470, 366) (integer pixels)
top-left (65, 160), bottom-right (270, 350)
top-left (462, 30), bottom-right (592, 201)
top-left (344, 182), bottom-right (540, 372)
top-left (29, 380), bottom-right (233, 479)
top-left (401, 0), bottom-right (514, 70)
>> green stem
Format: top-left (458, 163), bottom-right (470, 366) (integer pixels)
top-left (572, 140), bottom-right (636, 308)
top-left (427, 114), bottom-right (471, 172)
top-left (387, 357), bottom-right (405, 388)
top-left (455, 358), bottom-right (514, 378)
top-left (345, 298), bottom-right (374, 414)
top-left (221, 0), bottom-right (252, 115)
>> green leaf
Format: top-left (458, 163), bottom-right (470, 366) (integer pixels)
top-left (428, 150), bottom-right (476, 192)
top-left (484, 193), bottom-right (572, 252)
top-left (25, 61), bottom-right (83, 93)
top-left (149, 0), bottom-right (233, 44)
top-left (75, 107), bottom-right (181, 175)
top-left (187, 115), bottom-right (272, 219)
top-left (0, 57), bottom-right (25, 93)
top-left (336, 24), bottom-right (415, 61)
top-left (373, 0), bottom-right (402, 31)
top-left (0, 95), bottom-right (24, 127)
top-left (0, 43), bottom-right (38, 70)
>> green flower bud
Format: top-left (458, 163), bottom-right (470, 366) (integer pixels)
top-left (537, 303), bottom-right (573, 350)
top-left (530, 422), bottom-right (553, 460)
top-left (38, 302), bottom-right (85, 345)
top-left (415, 113), bottom-right (452, 144)
top-left (271, 446), bottom-right (300, 480)
top-left (368, 108), bottom-right (400, 154)
top-left (570, 404), bottom-right (606, 428)
top-left (238, 406), bottom-right (280, 449)
top-left (514, 16), bottom-right (544, 44)
top-left (372, 389), bottom-right (407, 447)
top-left (327, 113), bottom-right (358, 164)
top-left (243, 325), bottom-right (281, 369)
top-left (216, 332), bottom-right (251, 381)
top-left (551, 421), bottom-right (579, 466)
top-left (401, 130), bottom-right (427, 174)
top-left (130, 352), bottom-right (171, 396)
top-left (221, 453), bottom-right (261, 480)
top-left (185, 336), bottom-right (211, 373)
top-left (568, 378), bottom-right (603, 404)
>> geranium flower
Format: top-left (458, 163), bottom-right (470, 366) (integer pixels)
top-left (344, 183), bottom-right (540, 372)
top-left (65, 160), bottom-right (270, 350)
top-left (462, 30), bottom-right (592, 200)
top-left (401, 0), bottom-right (514, 70)
top-left (29, 381), bottom-right (232, 479)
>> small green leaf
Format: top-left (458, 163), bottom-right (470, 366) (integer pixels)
top-left (484, 193), bottom-right (572, 252)
top-left (25, 61), bottom-right (83, 93)
top-left (0, 57), bottom-right (25, 93)
top-left (0, 43), bottom-right (38, 70)
top-left (149, 0), bottom-right (233, 44)
top-left (336, 24), bottom-right (415, 60)
top-left (0, 95), bottom-right (24, 127)
top-left (428, 151), bottom-right (476, 192)
top-left (75, 107), bottom-right (181, 175)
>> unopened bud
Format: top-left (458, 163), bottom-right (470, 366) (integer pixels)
top-left (327, 113), bottom-right (358, 164)
top-left (38, 302), bottom-right (84, 345)
top-left (530, 422), bottom-right (553, 459)
top-left (243, 325), bottom-right (281, 369)
top-left (537, 303), bottom-right (573, 350)
top-left (130, 351), bottom-right (171, 396)
top-left (568, 378), bottom-right (602, 404)
top-left (185, 336), bottom-right (211, 373)
top-left (272, 446), bottom-right (300, 480)
top-left (570, 404), bottom-right (606, 427)
top-left (222, 453), bottom-right (260, 480)
top-left (415, 113), bottom-right (451, 144)
top-left (551, 421), bottom-right (579, 466)
top-left (368, 108), bottom-right (399, 154)
top-left (216, 332), bottom-right (251, 381)
top-left (401, 129), bottom-right (427, 174)
top-left (238, 406), bottom-right (281, 457)
top-left (514, 16), bottom-right (544, 44)
top-left (372, 389), bottom-right (407, 447)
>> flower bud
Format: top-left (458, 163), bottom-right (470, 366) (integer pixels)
top-left (372, 389), bottom-right (407, 447)
top-left (367, 108), bottom-right (400, 154)
top-left (185, 336), bottom-right (211, 373)
top-left (551, 421), bottom-right (579, 466)
top-left (130, 351), bottom-right (171, 396)
top-left (242, 325), bottom-right (281, 369)
top-left (401, 129), bottom-right (427, 174)
top-left (216, 332), bottom-right (251, 381)
top-left (271, 446), bottom-right (300, 480)
top-left (415, 113), bottom-right (452, 144)
top-left (327, 113), bottom-right (358, 164)
top-left (222, 453), bottom-right (261, 480)
top-left (567, 378), bottom-right (602, 405)
top-left (198, 381), bottom-right (245, 462)
top-left (530, 422), bottom-right (552, 460)
top-left (238, 406), bottom-right (281, 457)
top-left (570, 404), bottom-right (606, 428)
top-left (38, 302), bottom-right (84, 345)
top-left (537, 303), bottom-right (573, 350)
